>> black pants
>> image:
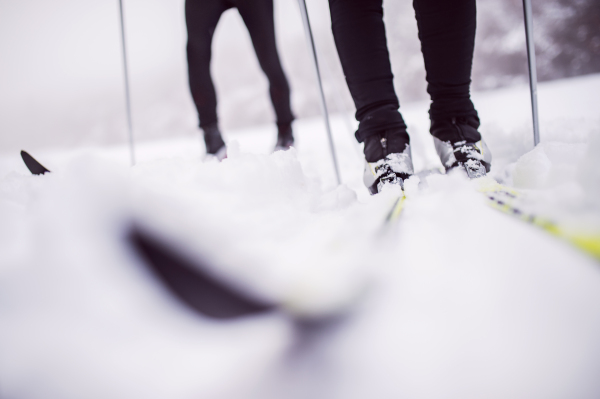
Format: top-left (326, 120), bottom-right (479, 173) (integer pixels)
top-left (186, 0), bottom-right (294, 129)
top-left (328, 0), bottom-right (478, 143)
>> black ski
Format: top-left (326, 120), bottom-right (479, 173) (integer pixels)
top-left (21, 150), bottom-right (50, 175)
top-left (128, 226), bottom-right (277, 319)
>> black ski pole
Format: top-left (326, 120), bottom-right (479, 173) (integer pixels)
top-left (297, 0), bottom-right (341, 185)
top-left (522, 0), bottom-right (540, 146)
top-left (118, 0), bottom-right (136, 165)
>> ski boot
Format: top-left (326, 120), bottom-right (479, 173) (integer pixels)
top-left (431, 115), bottom-right (492, 179)
top-left (202, 123), bottom-right (227, 161)
top-left (363, 130), bottom-right (414, 195)
top-left (274, 123), bottom-right (294, 152)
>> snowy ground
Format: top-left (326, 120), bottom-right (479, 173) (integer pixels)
top-left (1, 74), bottom-right (600, 399)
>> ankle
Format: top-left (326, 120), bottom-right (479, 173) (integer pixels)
top-left (201, 123), bottom-right (225, 154)
top-left (277, 123), bottom-right (293, 138)
top-left (363, 129), bottom-right (410, 163)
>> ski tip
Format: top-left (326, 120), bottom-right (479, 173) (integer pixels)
top-left (20, 150), bottom-right (51, 175)
top-left (128, 226), bottom-right (277, 320)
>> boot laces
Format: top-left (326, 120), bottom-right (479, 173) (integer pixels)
top-left (374, 163), bottom-right (403, 192)
top-left (453, 142), bottom-right (483, 162)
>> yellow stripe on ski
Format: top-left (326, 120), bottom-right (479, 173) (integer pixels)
top-left (476, 178), bottom-right (520, 197)
top-left (385, 193), bottom-right (406, 224)
top-left (569, 235), bottom-right (600, 260)
top-left (476, 178), bottom-right (600, 261)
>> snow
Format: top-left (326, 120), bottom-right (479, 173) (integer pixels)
top-left (1, 74), bottom-right (600, 399)
top-left (371, 148), bottom-right (415, 178)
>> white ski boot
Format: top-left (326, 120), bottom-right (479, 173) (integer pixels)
top-left (363, 131), bottom-right (414, 195)
top-left (432, 116), bottom-right (492, 178)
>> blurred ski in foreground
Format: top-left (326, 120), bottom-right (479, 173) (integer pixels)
top-left (129, 227), bottom-right (277, 319)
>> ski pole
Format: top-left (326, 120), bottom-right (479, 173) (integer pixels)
top-left (118, 0), bottom-right (136, 165)
top-left (522, 0), bottom-right (540, 146)
top-left (319, 53), bottom-right (361, 155)
top-left (297, 0), bottom-right (341, 185)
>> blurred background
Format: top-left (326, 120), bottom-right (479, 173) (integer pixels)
top-left (1, 0), bottom-right (599, 154)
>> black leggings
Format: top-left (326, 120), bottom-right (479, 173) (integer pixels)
top-left (328, 0), bottom-right (478, 142)
top-left (185, 0), bottom-right (294, 129)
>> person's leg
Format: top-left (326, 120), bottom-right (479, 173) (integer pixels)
top-left (414, 0), bottom-right (477, 122)
top-left (329, 0), bottom-right (412, 193)
top-left (186, 0), bottom-right (229, 130)
top-left (235, 0), bottom-right (294, 136)
top-left (413, 0), bottom-right (491, 174)
top-left (186, 0), bottom-right (230, 157)
top-left (328, 0), bottom-right (408, 146)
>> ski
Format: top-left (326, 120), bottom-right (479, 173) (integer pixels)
top-left (381, 169), bottom-right (444, 227)
top-left (129, 226), bottom-right (277, 319)
top-left (16, 148), bottom-right (286, 320)
top-left (477, 179), bottom-right (600, 261)
top-left (384, 193), bottom-right (406, 224)
top-left (21, 150), bottom-right (50, 175)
